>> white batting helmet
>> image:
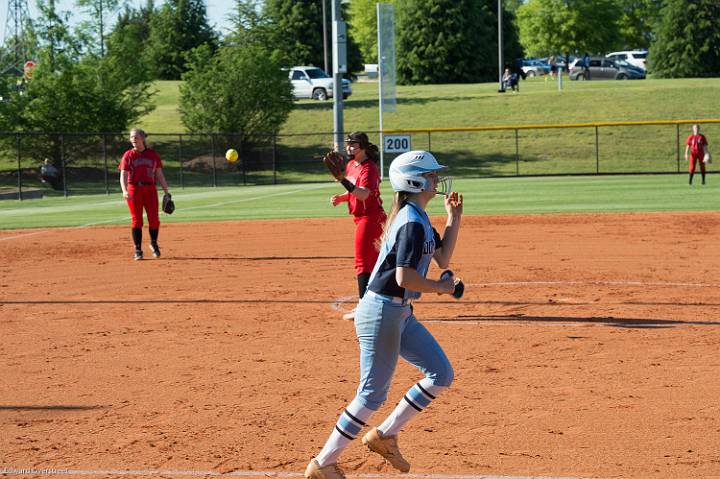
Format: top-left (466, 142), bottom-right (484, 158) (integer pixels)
top-left (389, 150), bottom-right (446, 193)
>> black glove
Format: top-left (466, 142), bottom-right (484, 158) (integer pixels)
top-left (162, 193), bottom-right (175, 215)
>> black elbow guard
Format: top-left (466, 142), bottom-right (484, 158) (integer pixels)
top-left (340, 178), bottom-right (356, 193)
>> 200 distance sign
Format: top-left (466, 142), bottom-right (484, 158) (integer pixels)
top-left (384, 135), bottom-right (411, 153)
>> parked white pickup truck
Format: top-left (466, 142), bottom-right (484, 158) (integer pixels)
top-left (288, 66), bottom-right (352, 101)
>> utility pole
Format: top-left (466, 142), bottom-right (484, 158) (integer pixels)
top-left (331, 0), bottom-right (346, 151)
top-left (497, 0), bottom-right (504, 92)
top-left (1, 0), bottom-right (31, 75)
top-left (322, 0), bottom-right (328, 74)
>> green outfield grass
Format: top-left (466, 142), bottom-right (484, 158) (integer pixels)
top-left (1, 174), bottom-right (716, 230)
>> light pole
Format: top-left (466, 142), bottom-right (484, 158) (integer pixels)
top-left (497, 0), bottom-right (504, 92)
top-left (322, 0), bottom-right (329, 74)
top-left (331, 0), bottom-right (346, 150)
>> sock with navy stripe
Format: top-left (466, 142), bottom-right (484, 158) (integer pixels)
top-left (377, 378), bottom-right (446, 437)
top-left (316, 398), bottom-right (374, 467)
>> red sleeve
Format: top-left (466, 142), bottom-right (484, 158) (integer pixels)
top-left (357, 161), bottom-right (380, 190)
top-left (685, 135), bottom-right (692, 146)
top-left (119, 150), bottom-right (131, 171)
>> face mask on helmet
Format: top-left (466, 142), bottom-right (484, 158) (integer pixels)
top-left (344, 132), bottom-right (369, 160)
top-left (435, 176), bottom-right (452, 196)
top-left (389, 150), bottom-right (451, 194)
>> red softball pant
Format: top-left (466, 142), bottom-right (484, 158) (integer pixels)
top-left (353, 212), bottom-right (386, 275)
top-left (126, 185), bottom-right (160, 229)
top-left (689, 153), bottom-right (706, 174)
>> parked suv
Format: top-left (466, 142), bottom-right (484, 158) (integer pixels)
top-left (288, 66), bottom-right (352, 101)
top-left (569, 56), bottom-right (646, 80)
top-left (605, 50), bottom-right (648, 71)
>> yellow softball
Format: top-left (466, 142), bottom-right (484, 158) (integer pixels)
top-left (226, 148), bottom-right (239, 162)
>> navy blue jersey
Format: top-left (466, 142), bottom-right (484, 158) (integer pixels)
top-left (367, 201), bottom-right (442, 301)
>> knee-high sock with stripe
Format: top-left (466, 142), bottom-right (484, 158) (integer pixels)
top-left (316, 399), bottom-right (375, 467)
top-left (377, 378), bottom-right (447, 437)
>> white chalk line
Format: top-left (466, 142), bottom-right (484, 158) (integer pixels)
top-left (332, 295), bottom-right (358, 312)
top-left (331, 279), bottom-right (720, 324)
top-left (0, 199), bottom-right (122, 217)
top-left (331, 279), bottom-right (720, 311)
top-left (0, 183), bottom-right (336, 242)
top-left (0, 216), bottom-right (131, 242)
top-left (474, 280), bottom-right (720, 288)
top-left (177, 183), bottom-right (334, 213)
top-left (0, 468), bottom-right (593, 479)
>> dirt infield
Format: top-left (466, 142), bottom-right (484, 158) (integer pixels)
top-left (2, 213), bottom-right (720, 479)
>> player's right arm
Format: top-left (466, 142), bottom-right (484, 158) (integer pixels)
top-left (396, 267), bottom-right (454, 295)
top-left (685, 144), bottom-right (690, 161)
top-left (120, 170), bottom-right (130, 199)
top-left (393, 222), bottom-right (454, 295)
top-left (331, 193), bottom-right (350, 206)
top-left (338, 164), bottom-right (374, 201)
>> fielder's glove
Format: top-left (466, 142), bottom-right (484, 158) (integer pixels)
top-left (162, 193), bottom-right (175, 215)
top-left (322, 150), bottom-right (346, 181)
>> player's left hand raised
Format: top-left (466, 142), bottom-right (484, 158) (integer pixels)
top-left (444, 191), bottom-right (463, 216)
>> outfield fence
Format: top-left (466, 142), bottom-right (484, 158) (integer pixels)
top-left (1, 119), bottom-right (719, 199)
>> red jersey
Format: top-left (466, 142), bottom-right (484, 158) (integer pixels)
top-left (345, 159), bottom-right (384, 217)
top-left (686, 134), bottom-right (707, 155)
top-left (119, 148), bottom-right (163, 185)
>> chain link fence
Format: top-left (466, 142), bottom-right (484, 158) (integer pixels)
top-left (1, 120), bottom-right (718, 199)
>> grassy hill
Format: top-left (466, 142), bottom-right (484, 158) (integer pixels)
top-left (139, 77), bottom-right (720, 135)
top-left (133, 77), bottom-right (719, 183)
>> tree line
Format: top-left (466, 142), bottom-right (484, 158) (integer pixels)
top-left (0, 0), bottom-right (718, 163)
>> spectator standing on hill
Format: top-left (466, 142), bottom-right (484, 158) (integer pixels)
top-left (513, 58), bottom-right (527, 80)
top-left (119, 128), bottom-right (171, 260)
top-left (327, 131), bottom-right (387, 320)
top-left (582, 53), bottom-right (591, 80)
top-left (548, 55), bottom-right (557, 79)
top-left (685, 124), bottom-right (709, 185)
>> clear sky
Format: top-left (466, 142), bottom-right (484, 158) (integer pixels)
top-left (1, 0), bottom-right (237, 44)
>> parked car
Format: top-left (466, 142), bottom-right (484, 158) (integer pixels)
top-left (569, 56), bottom-right (646, 80)
top-left (605, 50), bottom-right (648, 71)
top-left (288, 66), bottom-right (352, 101)
top-left (521, 59), bottom-right (550, 77)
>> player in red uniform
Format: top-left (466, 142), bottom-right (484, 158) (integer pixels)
top-left (119, 128), bottom-right (170, 260)
top-left (330, 132), bottom-right (387, 320)
top-left (685, 123), bottom-right (709, 185)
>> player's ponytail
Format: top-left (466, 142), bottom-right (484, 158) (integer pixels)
top-left (366, 143), bottom-right (380, 165)
top-left (377, 191), bottom-right (411, 249)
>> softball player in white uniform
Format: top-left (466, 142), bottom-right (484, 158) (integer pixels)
top-left (305, 151), bottom-right (463, 479)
